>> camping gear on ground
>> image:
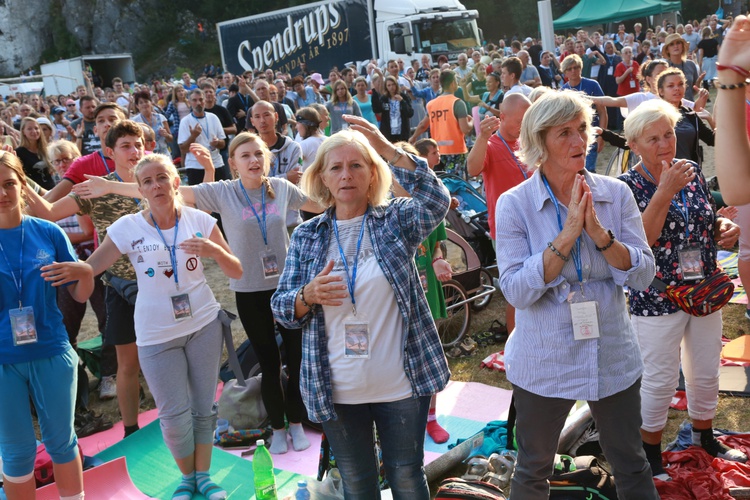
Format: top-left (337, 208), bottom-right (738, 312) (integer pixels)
top-left (215, 428), bottom-right (268, 448)
top-left (549, 455), bottom-right (618, 499)
top-left (438, 172), bottom-right (494, 267)
top-left (558, 404), bottom-right (594, 455)
top-left (722, 335), bottom-right (750, 363)
top-left (34, 443), bottom-right (84, 487)
top-left (307, 468), bottom-right (344, 499)
top-left (436, 228), bottom-right (496, 348)
top-left (434, 477), bottom-right (508, 499)
top-left (650, 268), bottom-right (734, 317)
top-left (77, 334), bottom-right (102, 380)
top-left (253, 439), bottom-right (278, 499)
top-left (218, 374), bottom-right (269, 430)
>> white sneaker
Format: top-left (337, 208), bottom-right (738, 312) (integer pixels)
top-left (99, 376), bottom-right (117, 400)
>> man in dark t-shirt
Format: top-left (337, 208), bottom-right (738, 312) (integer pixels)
top-left (70, 96), bottom-right (100, 156)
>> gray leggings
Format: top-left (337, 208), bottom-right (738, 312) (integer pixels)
top-left (138, 316), bottom-right (223, 460)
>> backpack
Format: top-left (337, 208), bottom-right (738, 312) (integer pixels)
top-left (35, 443), bottom-right (84, 487)
top-left (434, 477), bottom-right (508, 499)
top-left (549, 455), bottom-right (618, 500)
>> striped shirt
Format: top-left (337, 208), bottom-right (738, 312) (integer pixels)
top-left (495, 171), bottom-right (655, 401)
top-left (271, 156), bottom-right (451, 423)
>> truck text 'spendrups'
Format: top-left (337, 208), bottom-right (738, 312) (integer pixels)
top-left (217, 0), bottom-right (481, 75)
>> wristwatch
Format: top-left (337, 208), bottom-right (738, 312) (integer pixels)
top-left (388, 147), bottom-right (405, 166)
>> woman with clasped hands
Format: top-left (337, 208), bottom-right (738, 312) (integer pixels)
top-left (494, 91), bottom-right (658, 499)
top-left (618, 99), bottom-right (745, 481)
top-left (271, 114), bottom-right (450, 499)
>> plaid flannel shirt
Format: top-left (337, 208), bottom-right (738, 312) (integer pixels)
top-left (271, 155), bottom-right (451, 423)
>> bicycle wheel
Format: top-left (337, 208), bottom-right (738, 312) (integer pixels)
top-left (470, 268), bottom-right (495, 312)
top-left (437, 280), bottom-right (471, 348)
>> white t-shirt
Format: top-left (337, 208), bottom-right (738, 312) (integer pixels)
top-left (620, 92), bottom-right (695, 118)
top-left (107, 207), bottom-right (220, 346)
top-left (322, 215), bottom-right (412, 404)
top-left (298, 135), bottom-right (325, 171)
top-left (505, 84), bottom-right (533, 97)
top-left (177, 112), bottom-right (226, 170)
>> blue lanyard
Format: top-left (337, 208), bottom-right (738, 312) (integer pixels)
top-left (497, 133), bottom-right (527, 180)
top-left (640, 163), bottom-right (690, 239)
top-left (98, 150), bottom-right (112, 174)
top-left (112, 172), bottom-right (141, 207)
top-left (541, 175), bottom-right (582, 284)
top-left (150, 209), bottom-right (181, 289)
top-left (0, 217), bottom-right (24, 308)
top-left (239, 181), bottom-right (268, 246)
top-left (190, 113), bottom-right (210, 142)
top-left (237, 93), bottom-right (250, 111)
top-left (332, 209), bottom-right (368, 316)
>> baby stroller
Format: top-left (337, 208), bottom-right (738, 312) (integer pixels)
top-left (437, 172), bottom-right (495, 267)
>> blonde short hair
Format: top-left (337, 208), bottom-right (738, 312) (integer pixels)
top-left (518, 90), bottom-right (594, 169)
top-left (560, 54), bottom-right (583, 73)
top-left (47, 140), bottom-right (81, 162)
top-left (301, 130), bottom-right (392, 208)
top-left (623, 99), bottom-right (681, 144)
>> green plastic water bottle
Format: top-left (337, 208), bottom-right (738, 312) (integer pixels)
top-left (253, 439), bottom-right (278, 499)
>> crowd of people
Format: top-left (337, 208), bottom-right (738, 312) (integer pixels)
top-left (1, 7), bottom-right (750, 500)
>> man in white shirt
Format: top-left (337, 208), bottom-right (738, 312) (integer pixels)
top-left (178, 89), bottom-right (226, 185)
top-left (501, 57), bottom-right (533, 97)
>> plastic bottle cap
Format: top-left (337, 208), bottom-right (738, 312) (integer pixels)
top-left (297, 480), bottom-right (307, 487)
top-left (257, 439), bottom-right (265, 446)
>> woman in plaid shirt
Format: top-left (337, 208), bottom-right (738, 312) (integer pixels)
top-left (272, 114), bottom-right (450, 499)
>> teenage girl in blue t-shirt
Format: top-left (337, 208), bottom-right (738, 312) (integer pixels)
top-left (0, 151), bottom-right (91, 500)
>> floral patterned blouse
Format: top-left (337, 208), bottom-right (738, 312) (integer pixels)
top-left (619, 161), bottom-right (717, 316)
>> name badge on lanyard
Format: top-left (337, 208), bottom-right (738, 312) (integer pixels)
top-left (542, 176), bottom-right (600, 340)
top-left (1, 219), bottom-right (39, 345)
top-left (151, 210), bottom-right (193, 320)
top-left (333, 210), bottom-right (372, 358)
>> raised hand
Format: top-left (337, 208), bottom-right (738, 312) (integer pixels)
top-left (302, 260), bottom-right (347, 306)
top-left (657, 160), bottom-right (694, 197)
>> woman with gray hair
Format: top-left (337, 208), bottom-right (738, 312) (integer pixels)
top-left (494, 90), bottom-right (658, 499)
top-left (271, 114), bottom-right (450, 499)
top-left (618, 99), bottom-right (745, 481)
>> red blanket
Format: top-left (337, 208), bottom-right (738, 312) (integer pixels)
top-left (656, 435), bottom-right (750, 499)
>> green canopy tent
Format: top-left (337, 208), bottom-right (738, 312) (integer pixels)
top-left (553, 0), bottom-right (682, 30)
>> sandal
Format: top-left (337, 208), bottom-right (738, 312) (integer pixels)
top-left (446, 338), bottom-right (477, 358)
top-left (462, 456), bottom-right (489, 481)
top-left (487, 320), bottom-right (509, 344)
top-left (486, 451), bottom-right (516, 488)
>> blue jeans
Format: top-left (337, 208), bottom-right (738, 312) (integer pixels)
top-left (585, 142), bottom-right (598, 173)
top-left (321, 396), bottom-right (431, 500)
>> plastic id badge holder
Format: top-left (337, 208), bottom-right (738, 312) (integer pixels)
top-left (171, 293), bottom-right (193, 321)
top-left (261, 250), bottom-right (280, 279)
top-left (568, 286), bottom-right (600, 341)
top-left (10, 306), bottom-right (38, 345)
top-left (678, 243), bottom-right (704, 281)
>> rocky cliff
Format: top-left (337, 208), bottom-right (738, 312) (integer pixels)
top-left (0, 0), bottom-right (159, 76)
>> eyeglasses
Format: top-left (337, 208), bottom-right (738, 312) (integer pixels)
top-left (67, 104), bottom-right (76, 107)
top-left (52, 157), bottom-right (74, 166)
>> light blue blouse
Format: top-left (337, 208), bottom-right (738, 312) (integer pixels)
top-left (495, 170), bottom-right (655, 401)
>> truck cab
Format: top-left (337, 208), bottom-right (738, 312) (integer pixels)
top-left (374, 0), bottom-right (481, 64)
